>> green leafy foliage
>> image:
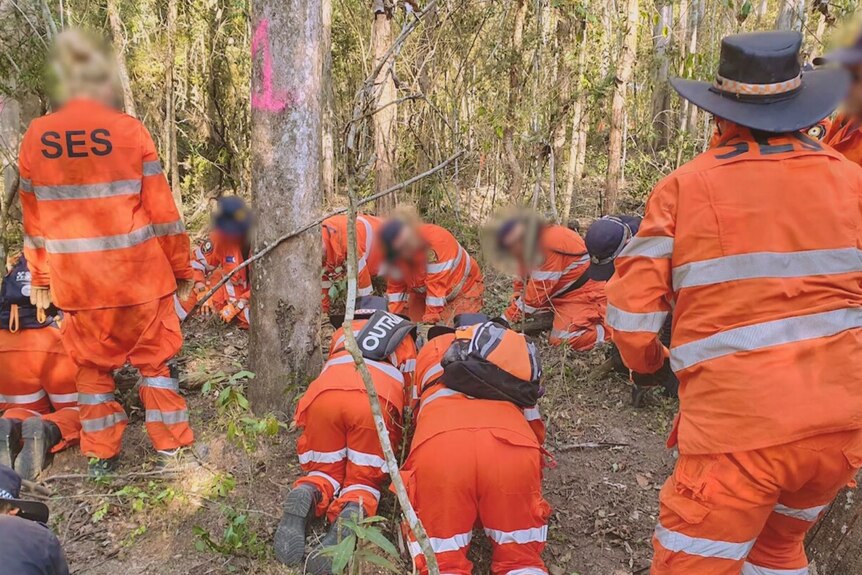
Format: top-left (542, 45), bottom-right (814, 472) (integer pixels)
top-left (193, 505), bottom-right (267, 558)
top-left (319, 515), bottom-right (402, 574)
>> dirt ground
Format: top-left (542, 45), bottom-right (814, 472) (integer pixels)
top-left (40, 307), bottom-right (677, 575)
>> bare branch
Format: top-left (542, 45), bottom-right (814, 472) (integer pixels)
top-left (183, 151), bottom-right (464, 322)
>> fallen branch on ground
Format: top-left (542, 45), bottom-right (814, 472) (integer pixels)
top-left (554, 442), bottom-right (629, 452)
top-left (182, 151), bottom-right (463, 322)
top-left (41, 467), bottom-right (190, 483)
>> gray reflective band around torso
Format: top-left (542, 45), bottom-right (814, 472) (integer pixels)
top-left (673, 248), bottom-right (862, 290)
top-left (34, 179), bottom-right (142, 201)
top-left (670, 307), bottom-right (862, 371)
top-left (44, 221), bottom-right (185, 254)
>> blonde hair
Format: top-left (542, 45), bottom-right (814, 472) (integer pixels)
top-left (52, 30), bottom-right (115, 102)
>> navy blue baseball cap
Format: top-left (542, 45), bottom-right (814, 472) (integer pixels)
top-left (379, 220), bottom-right (406, 262)
top-left (585, 216), bottom-right (642, 282)
top-left (0, 465), bottom-right (49, 523)
top-left (214, 196), bottom-right (252, 237)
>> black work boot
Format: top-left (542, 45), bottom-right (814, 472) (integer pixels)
top-left (0, 419), bottom-right (23, 468)
top-left (274, 484), bottom-right (322, 566)
top-left (15, 418), bottom-right (62, 481)
top-left (631, 384), bottom-right (652, 408)
top-left (306, 503), bottom-right (363, 575)
top-left (88, 456), bottom-right (120, 478)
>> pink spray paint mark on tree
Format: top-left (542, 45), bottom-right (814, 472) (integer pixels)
top-left (251, 19), bottom-right (295, 113)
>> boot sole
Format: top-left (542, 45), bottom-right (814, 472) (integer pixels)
top-left (16, 418), bottom-right (50, 481)
top-left (274, 487), bottom-right (316, 566)
top-left (0, 419), bottom-right (20, 469)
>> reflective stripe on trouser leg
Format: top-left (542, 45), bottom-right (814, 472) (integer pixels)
top-left (742, 564), bottom-right (809, 575)
top-left (76, 366), bottom-right (128, 459)
top-left (139, 372), bottom-right (194, 452)
top-left (744, 502), bottom-right (826, 575)
top-left (332, 404), bottom-right (401, 521)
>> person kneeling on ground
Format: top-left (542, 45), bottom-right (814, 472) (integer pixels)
top-left (321, 213), bottom-right (384, 313)
top-left (0, 255), bottom-right (81, 480)
top-left (402, 315), bottom-right (550, 574)
top-left (379, 212), bottom-right (484, 334)
top-left (498, 215), bottom-right (608, 351)
top-left (177, 196), bottom-right (252, 328)
top-left (274, 296), bottom-right (417, 574)
top-left (0, 465), bottom-right (69, 574)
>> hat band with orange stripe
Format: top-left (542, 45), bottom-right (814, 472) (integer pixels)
top-left (712, 73), bottom-right (802, 98)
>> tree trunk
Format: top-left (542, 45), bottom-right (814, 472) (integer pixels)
top-left (371, 0), bottom-right (397, 215)
top-left (651, 0), bottom-right (673, 150)
top-left (165, 0), bottom-right (183, 217)
top-left (322, 0), bottom-right (335, 202)
top-left (775, 0), bottom-right (806, 31)
top-left (806, 485), bottom-right (862, 574)
top-left (605, 0), bottom-right (638, 215)
top-left (0, 96), bottom-right (21, 263)
top-left (562, 23), bottom-right (588, 224)
top-left (248, 1), bottom-right (323, 413)
top-left (503, 0), bottom-right (528, 201)
top-left (106, 0), bottom-right (137, 117)
top-left (685, 0), bottom-right (702, 135)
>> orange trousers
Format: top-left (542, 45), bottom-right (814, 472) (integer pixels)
top-left (177, 270), bottom-right (249, 329)
top-left (652, 429), bottom-right (862, 574)
top-left (402, 428), bottom-right (550, 575)
top-left (405, 279), bottom-right (485, 326)
top-left (547, 297), bottom-right (609, 352)
top-left (61, 296), bottom-right (194, 459)
top-left (293, 389), bottom-right (401, 523)
top-left (0, 328), bottom-right (81, 451)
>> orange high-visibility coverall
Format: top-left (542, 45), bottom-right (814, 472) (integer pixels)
top-left (177, 231), bottom-right (251, 328)
top-left (825, 113), bottom-right (862, 166)
top-left (321, 214), bottom-right (383, 313)
top-left (292, 320), bottom-right (417, 522)
top-left (0, 327), bottom-right (81, 451)
top-left (606, 124), bottom-right (862, 575)
top-left (386, 224), bottom-right (484, 325)
top-left (402, 334), bottom-right (550, 575)
top-left (18, 98), bottom-right (194, 459)
top-left (503, 225), bottom-right (608, 351)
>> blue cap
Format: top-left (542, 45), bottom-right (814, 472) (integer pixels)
top-left (379, 220), bottom-right (406, 262)
top-left (0, 465), bottom-right (49, 523)
top-left (585, 216), bottom-right (641, 281)
top-left (214, 196), bottom-right (252, 237)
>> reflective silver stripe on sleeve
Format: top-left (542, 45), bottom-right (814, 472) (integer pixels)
top-left (143, 160), bottom-right (163, 176)
top-left (357, 285), bottom-right (374, 296)
top-left (191, 261), bottom-right (207, 271)
top-left (34, 179), bottom-right (142, 201)
top-left (388, 293), bottom-right (409, 303)
top-left (673, 249), bottom-right (862, 290)
top-left (671, 307), bottom-right (862, 372)
top-left (620, 235), bottom-right (674, 259)
top-left (550, 328), bottom-right (587, 341)
top-left (357, 216), bottom-right (374, 273)
top-left (741, 563), bottom-right (809, 575)
top-left (654, 524), bottom-right (756, 560)
top-left (141, 376), bottom-right (180, 391)
top-left (19, 178), bottom-right (32, 192)
top-left (523, 406), bottom-right (541, 421)
top-left (152, 220), bottom-right (186, 237)
top-left (421, 363), bottom-right (444, 389)
top-left (77, 392), bottom-right (117, 405)
top-left (145, 409), bottom-right (189, 425)
top-left (81, 412), bottom-right (128, 433)
top-left (428, 247), bottom-right (464, 275)
top-left (426, 296), bottom-right (447, 307)
top-left (23, 235), bottom-right (45, 249)
top-left (173, 295), bottom-right (188, 320)
top-left (607, 304), bottom-right (669, 333)
top-left (503, 569), bottom-right (550, 575)
top-left (773, 503), bottom-right (828, 522)
top-left (531, 270), bottom-right (563, 281)
top-left (515, 298), bottom-right (539, 314)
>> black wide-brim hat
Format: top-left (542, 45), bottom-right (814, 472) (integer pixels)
top-left (672, 31), bottom-right (849, 134)
top-left (0, 466), bottom-right (49, 524)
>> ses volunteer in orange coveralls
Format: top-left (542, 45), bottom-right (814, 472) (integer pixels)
top-left (18, 33), bottom-right (194, 476)
top-left (607, 32), bottom-right (862, 574)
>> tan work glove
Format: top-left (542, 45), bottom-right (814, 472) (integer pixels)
top-left (29, 286), bottom-right (52, 324)
top-left (219, 301), bottom-right (244, 324)
top-left (176, 278), bottom-right (195, 302)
